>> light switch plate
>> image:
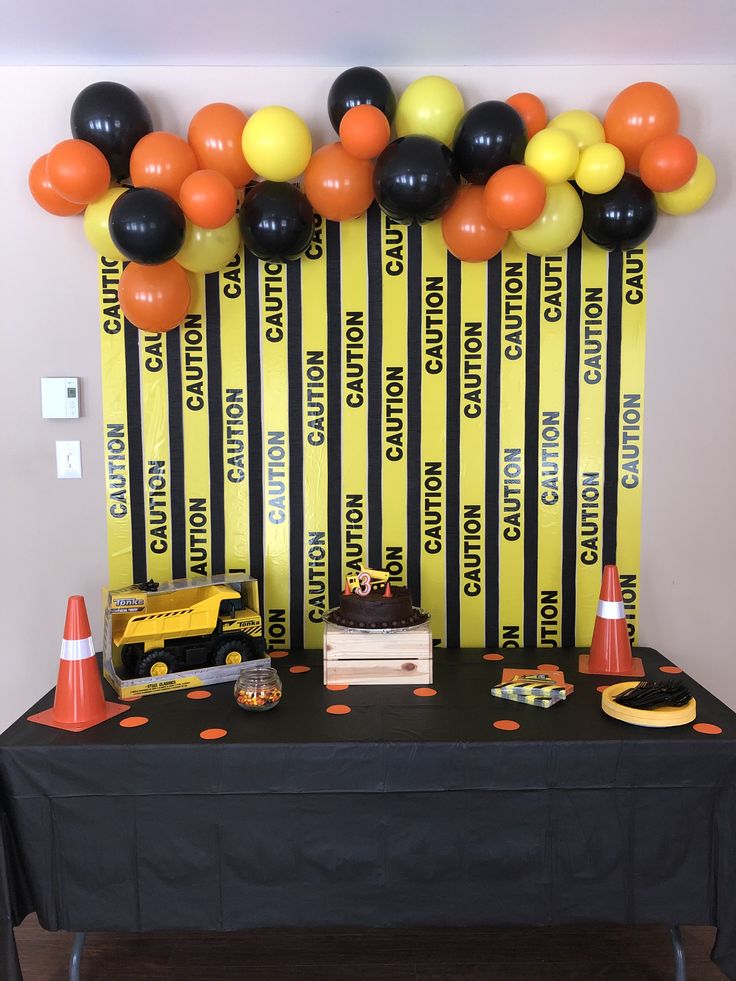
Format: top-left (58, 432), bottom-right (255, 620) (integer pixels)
top-left (56, 440), bottom-right (82, 479)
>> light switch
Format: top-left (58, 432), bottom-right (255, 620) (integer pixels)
top-left (56, 441), bottom-right (82, 479)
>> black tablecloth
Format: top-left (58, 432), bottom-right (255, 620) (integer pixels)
top-left (1, 647), bottom-right (736, 980)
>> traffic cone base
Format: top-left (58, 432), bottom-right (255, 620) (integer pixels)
top-left (578, 652), bottom-right (645, 677)
top-left (28, 699), bottom-right (129, 732)
top-left (28, 595), bottom-right (130, 732)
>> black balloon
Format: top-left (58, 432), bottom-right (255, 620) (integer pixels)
top-left (453, 101), bottom-right (527, 184)
top-left (109, 188), bottom-right (185, 265)
top-left (582, 174), bottom-right (657, 252)
top-left (71, 81), bottom-right (153, 181)
top-left (239, 182), bottom-right (314, 262)
top-left (373, 136), bottom-right (460, 225)
top-left (328, 66), bottom-right (396, 133)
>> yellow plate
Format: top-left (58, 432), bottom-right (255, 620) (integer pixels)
top-left (601, 682), bottom-right (696, 728)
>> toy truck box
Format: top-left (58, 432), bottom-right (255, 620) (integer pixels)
top-left (103, 574), bottom-right (269, 699)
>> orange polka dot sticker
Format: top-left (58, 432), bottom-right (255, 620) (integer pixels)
top-left (596, 685), bottom-right (610, 694)
top-left (326, 684), bottom-right (349, 691)
top-left (119, 716), bottom-right (149, 728)
top-left (289, 665), bottom-right (311, 674)
top-left (660, 665), bottom-right (683, 675)
top-left (326, 704), bottom-right (351, 715)
top-left (493, 719), bottom-right (520, 732)
top-left (186, 690), bottom-right (212, 700)
top-left (413, 687), bottom-right (437, 697)
top-left (483, 653), bottom-right (504, 661)
top-left (693, 723), bottom-right (723, 735)
top-left (537, 663), bottom-right (559, 672)
top-left (200, 728), bottom-right (228, 740)
top-left (269, 650), bottom-right (290, 659)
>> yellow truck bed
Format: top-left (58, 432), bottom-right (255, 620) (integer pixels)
top-left (113, 585), bottom-right (241, 646)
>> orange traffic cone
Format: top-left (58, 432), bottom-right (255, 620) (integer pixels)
top-left (343, 578), bottom-right (352, 596)
top-left (28, 596), bottom-right (129, 731)
top-left (579, 565), bottom-right (644, 677)
top-left (384, 580), bottom-right (393, 598)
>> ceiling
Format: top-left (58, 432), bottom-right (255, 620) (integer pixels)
top-left (2, 0), bottom-right (735, 66)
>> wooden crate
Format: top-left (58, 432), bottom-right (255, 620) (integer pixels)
top-left (323, 621), bottom-right (433, 685)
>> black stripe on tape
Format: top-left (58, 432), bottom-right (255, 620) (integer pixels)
top-left (603, 251), bottom-right (623, 565)
top-left (366, 203), bottom-right (383, 564)
top-left (205, 272), bottom-right (225, 578)
top-left (244, 249), bottom-right (264, 587)
top-left (485, 252), bottom-right (502, 647)
top-left (166, 327), bottom-right (186, 580)
top-left (287, 259), bottom-right (304, 649)
top-left (407, 223), bottom-right (422, 597)
top-left (124, 319), bottom-right (146, 584)
top-left (524, 255), bottom-right (541, 647)
top-left (561, 237), bottom-right (582, 646)
top-left (326, 219), bottom-right (342, 605)
top-left (445, 251), bottom-right (461, 648)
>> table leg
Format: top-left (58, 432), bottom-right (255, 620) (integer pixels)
top-left (69, 932), bottom-right (85, 981)
top-left (670, 926), bottom-right (686, 981)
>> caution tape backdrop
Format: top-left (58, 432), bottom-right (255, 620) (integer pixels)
top-left (99, 204), bottom-right (646, 650)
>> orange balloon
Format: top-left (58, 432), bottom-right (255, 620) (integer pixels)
top-left (506, 93), bottom-right (547, 139)
top-left (130, 132), bottom-right (198, 199)
top-left (179, 169), bottom-right (237, 228)
top-left (119, 260), bottom-right (191, 333)
top-left (28, 154), bottom-right (85, 216)
top-left (339, 104), bottom-right (391, 159)
top-left (484, 164), bottom-right (546, 231)
top-left (46, 139), bottom-right (111, 205)
top-left (639, 133), bottom-right (697, 192)
top-left (303, 142), bottom-right (374, 221)
top-left (188, 103), bottom-right (255, 188)
top-left (604, 81), bottom-right (680, 171)
top-left (441, 185), bottom-right (508, 262)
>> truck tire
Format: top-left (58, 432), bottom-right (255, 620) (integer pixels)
top-left (212, 638), bottom-right (252, 667)
top-left (121, 643), bottom-right (144, 677)
top-left (137, 648), bottom-right (179, 678)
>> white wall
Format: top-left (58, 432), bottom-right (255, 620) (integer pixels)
top-left (1, 65), bottom-right (734, 733)
top-left (4, 0), bottom-right (735, 66)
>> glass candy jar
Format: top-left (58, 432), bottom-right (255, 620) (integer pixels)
top-left (234, 664), bottom-right (282, 712)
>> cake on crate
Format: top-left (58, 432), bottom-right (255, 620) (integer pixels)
top-left (323, 567), bottom-right (432, 685)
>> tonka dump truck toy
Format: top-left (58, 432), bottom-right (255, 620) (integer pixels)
top-left (103, 574), bottom-right (268, 698)
top-left (345, 567), bottom-right (391, 594)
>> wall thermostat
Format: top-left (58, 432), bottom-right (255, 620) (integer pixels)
top-left (41, 377), bottom-right (80, 419)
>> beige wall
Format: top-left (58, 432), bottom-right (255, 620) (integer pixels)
top-left (1, 65), bottom-right (734, 732)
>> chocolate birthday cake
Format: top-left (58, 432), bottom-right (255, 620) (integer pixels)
top-left (325, 569), bottom-right (429, 630)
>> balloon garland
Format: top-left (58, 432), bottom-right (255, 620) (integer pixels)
top-left (29, 70), bottom-right (717, 334)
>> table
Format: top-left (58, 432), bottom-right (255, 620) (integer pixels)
top-left (1, 647), bottom-right (735, 981)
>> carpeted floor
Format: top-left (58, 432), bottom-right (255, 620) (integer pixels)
top-left (14, 916), bottom-right (727, 980)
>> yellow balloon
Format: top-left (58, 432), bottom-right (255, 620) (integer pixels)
top-left (548, 110), bottom-right (605, 151)
top-left (575, 143), bottom-right (625, 194)
top-left (83, 187), bottom-right (127, 259)
top-left (512, 182), bottom-right (583, 256)
top-left (524, 129), bottom-right (579, 185)
top-left (241, 106), bottom-right (312, 182)
top-left (177, 216), bottom-right (241, 273)
top-left (396, 75), bottom-right (465, 146)
top-left (655, 153), bottom-right (716, 215)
